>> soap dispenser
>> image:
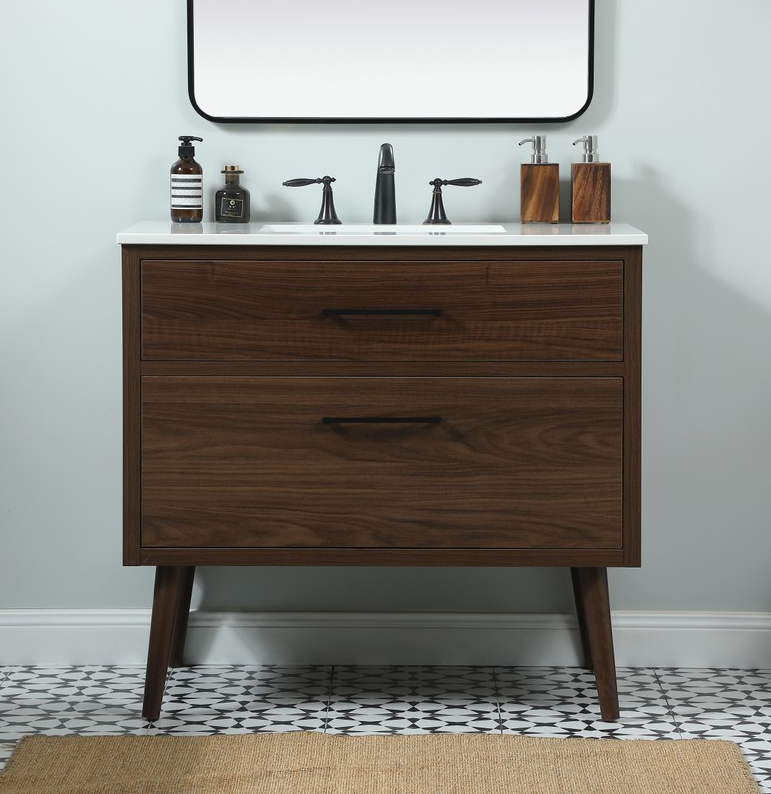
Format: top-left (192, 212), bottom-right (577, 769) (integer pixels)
top-left (170, 135), bottom-right (203, 223)
top-left (571, 135), bottom-right (611, 223)
top-left (518, 135), bottom-right (559, 223)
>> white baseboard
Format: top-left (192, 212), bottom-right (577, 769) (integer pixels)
top-left (2, 610), bottom-right (771, 668)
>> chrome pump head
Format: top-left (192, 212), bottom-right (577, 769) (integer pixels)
top-left (573, 135), bottom-right (600, 163)
top-left (519, 135), bottom-right (549, 164)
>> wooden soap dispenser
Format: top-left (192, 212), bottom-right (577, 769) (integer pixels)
top-left (571, 135), bottom-right (611, 223)
top-left (518, 135), bottom-right (559, 223)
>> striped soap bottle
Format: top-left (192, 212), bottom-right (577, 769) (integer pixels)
top-left (170, 135), bottom-right (203, 223)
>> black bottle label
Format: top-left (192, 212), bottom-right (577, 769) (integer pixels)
top-left (219, 197), bottom-right (245, 219)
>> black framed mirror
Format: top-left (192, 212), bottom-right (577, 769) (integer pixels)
top-left (188, 0), bottom-right (594, 123)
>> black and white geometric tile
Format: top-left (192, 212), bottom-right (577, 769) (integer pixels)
top-left (656, 668), bottom-right (771, 786)
top-left (496, 666), bottom-right (681, 740)
top-left (0, 666), bottom-right (148, 741)
top-left (326, 665), bottom-right (500, 735)
top-left (150, 665), bottom-right (332, 735)
top-left (0, 665), bottom-right (769, 792)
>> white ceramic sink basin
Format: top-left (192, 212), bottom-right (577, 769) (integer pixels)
top-left (260, 223), bottom-right (507, 235)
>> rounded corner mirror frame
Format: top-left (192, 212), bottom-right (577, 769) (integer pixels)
top-left (187, 0), bottom-right (595, 124)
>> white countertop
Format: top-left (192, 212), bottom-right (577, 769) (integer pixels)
top-left (117, 221), bottom-right (647, 247)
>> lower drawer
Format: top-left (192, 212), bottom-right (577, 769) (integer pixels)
top-left (140, 377), bottom-right (623, 550)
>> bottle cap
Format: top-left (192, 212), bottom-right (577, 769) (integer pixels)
top-left (573, 136), bottom-right (600, 163)
top-left (519, 135), bottom-right (549, 164)
top-left (222, 165), bottom-right (244, 173)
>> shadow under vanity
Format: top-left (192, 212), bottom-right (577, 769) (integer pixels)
top-left (118, 221), bottom-right (646, 721)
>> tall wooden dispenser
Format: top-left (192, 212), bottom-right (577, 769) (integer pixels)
top-left (519, 135), bottom-right (560, 223)
top-left (571, 135), bottom-right (611, 223)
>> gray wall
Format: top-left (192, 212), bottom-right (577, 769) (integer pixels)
top-left (2, 0), bottom-right (770, 616)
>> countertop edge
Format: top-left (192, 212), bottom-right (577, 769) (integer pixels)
top-left (117, 222), bottom-right (648, 247)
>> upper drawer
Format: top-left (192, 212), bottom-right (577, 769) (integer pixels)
top-left (140, 258), bottom-right (623, 361)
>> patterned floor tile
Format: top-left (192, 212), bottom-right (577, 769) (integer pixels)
top-left (149, 665), bottom-right (332, 734)
top-left (164, 665), bottom-right (261, 705)
top-left (3, 666), bottom-right (148, 702)
top-left (657, 668), bottom-right (771, 742)
top-left (0, 666), bottom-right (150, 743)
top-left (655, 668), bottom-right (771, 792)
top-left (146, 710), bottom-right (326, 736)
top-left (0, 667), bottom-right (147, 743)
top-left (658, 668), bottom-right (771, 716)
top-left (326, 665), bottom-right (500, 735)
top-left (1, 663), bottom-right (770, 792)
top-left (496, 667), bottom-right (680, 739)
top-left (166, 665), bottom-right (331, 702)
top-left (240, 665), bottom-right (333, 707)
top-left (0, 702), bottom-right (148, 741)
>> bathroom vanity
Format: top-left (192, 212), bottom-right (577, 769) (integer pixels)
top-left (119, 221), bottom-right (646, 721)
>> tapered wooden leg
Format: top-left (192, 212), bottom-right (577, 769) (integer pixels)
top-left (169, 567), bottom-right (196, 668)
top-left (570, 567), bottom-right (593, 669)
top-left (143, 566), bottom-right (188, 722)
top-left (572, 567), bottom-right (619, 721)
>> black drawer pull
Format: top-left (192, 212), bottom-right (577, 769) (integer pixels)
top-left (322, 416), bottom-right (441, 425)
top-left (322, 308), bottom-right (442, 317)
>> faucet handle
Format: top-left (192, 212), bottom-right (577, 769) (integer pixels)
top-left (438, 178), bottom-right (483, 188)
top-left (424, 178), bottom-right (483, 225)
top-left (282, 178), bottom-right (323, 187)
top-left (282, 176), bottom-right (341, 225)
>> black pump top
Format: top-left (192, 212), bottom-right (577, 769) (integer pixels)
top-left (178, 135), bottom-right (203, 156)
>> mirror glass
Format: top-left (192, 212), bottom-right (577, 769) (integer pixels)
top-left (188, 0), bottom-right (594, 122)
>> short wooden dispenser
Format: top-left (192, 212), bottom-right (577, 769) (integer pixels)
top-left (571, 135), bottom-right (611, 223)
top-left (519, 135), bottom-right (559, 223)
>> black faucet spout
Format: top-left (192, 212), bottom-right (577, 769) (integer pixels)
top-left (373, 143), bottom-right (396, 224)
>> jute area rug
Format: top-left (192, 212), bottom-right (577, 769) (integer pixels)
top-left (0, 731), bottom-right (759, 794)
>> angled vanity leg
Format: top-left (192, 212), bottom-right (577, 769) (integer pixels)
top-left (169, 567), bottom-right (196, 668)
top-left (570, 567), bottom-right (593, 668)
top-left (572, 567), bottom-right (619, 721)
top-left (143, 566), bottom-right (188, 722)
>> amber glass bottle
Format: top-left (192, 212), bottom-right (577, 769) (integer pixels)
top-left (170, 136), bottom-right (203, 223)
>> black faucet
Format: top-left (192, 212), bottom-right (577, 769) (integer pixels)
top-left (373, 143), bottom-right (396, 224)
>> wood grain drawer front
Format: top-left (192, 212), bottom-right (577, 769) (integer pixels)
top-left (140, 260), bottom-right (623, 361)
top-left (140, 377), bottom-right (623, 550)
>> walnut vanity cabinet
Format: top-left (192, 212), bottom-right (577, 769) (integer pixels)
top-left (121, 234), bottom-right (642, 722)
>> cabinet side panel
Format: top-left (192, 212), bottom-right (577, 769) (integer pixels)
top-left (623, 247), bottom-right (643, 566)
top-left (122, 247), bottom-right (142, 565)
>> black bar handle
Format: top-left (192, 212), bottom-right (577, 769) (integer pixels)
top-left (429, 178), bottom-right (483, 188)
top-left (322, 416), bottom-right (441, 425)
top-left (445, 178), bottom-right (483, 187)
top-left (283, 178), bottom-right (323, 187)
top-left (322, 309), bottom-right (442, 317)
